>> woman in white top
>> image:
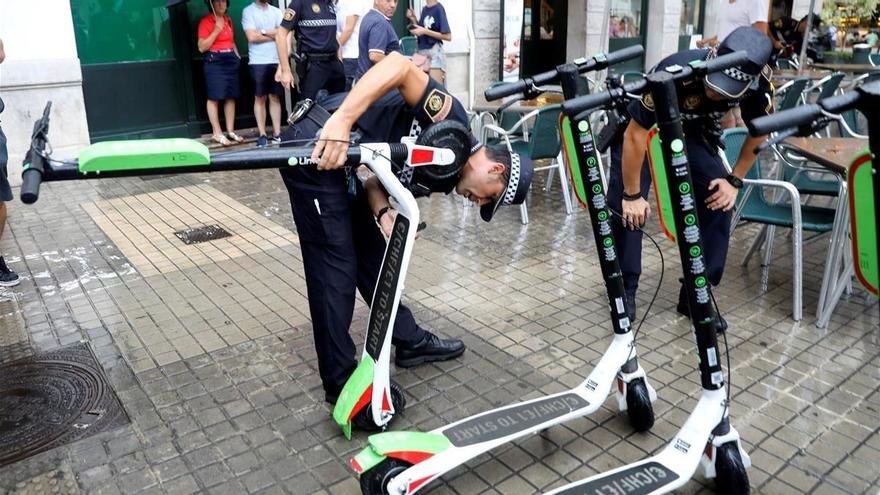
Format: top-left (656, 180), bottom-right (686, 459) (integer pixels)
top-left (336, 0), bottom-right (370, 90)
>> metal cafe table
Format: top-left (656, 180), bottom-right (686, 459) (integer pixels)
top-left (780, 136), bottom-right (870, 327)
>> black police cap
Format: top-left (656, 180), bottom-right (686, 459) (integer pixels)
top-left (705, 27), bottom-right (773, 99)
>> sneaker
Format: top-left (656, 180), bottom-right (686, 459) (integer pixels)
top-left (271, 134), bottom-right (282, 146)
top-left (395, 331), bottom-right (465, 368)
top-left (676, 282), bottom-right (727, 332)
top-left (256, 135), bottom-right (269, 148)
top-left (0, 257), bottom-right (20, 287)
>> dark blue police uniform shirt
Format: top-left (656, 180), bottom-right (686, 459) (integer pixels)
top-left (281, 0), bottom-right (339, 54)
top-left (417, 3), bottom-right (450, 50)
top-left (626, 49), bottom-right (774, 146)
top-left (357, 9), bottom-right (401, 78)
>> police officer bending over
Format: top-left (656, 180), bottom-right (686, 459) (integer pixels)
top-left (608, 27), bottom-right (773, 328)
top-left (275, 0), bottom-right (345, 100)
top-left (281, 52), bottom-right (533, 404)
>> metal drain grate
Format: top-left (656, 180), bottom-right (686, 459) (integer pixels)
top-left (174, 224), bottom-right (233, 245)
top-left (0, 343), bottom-right (129, 467)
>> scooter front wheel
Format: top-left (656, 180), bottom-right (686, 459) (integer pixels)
top-left (359, 458), bottom-right (412, 495)
top-left (715, 442), bottom-right (750, 495)
top-left (352, 380), bottom-right (407, 431)
top-left (625, 378), bottom-right (655, 432)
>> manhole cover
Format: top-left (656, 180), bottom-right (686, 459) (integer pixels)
top-left (0, 343), bottom-right (129, 467)
top-left (174, 224), bottom-right (233, 245)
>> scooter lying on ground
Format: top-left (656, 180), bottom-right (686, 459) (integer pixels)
top-left (748, 81), bottom-right (879, 299)
top-left (20, 104), bottom-right (470, 437)
top-left (547, 50), bottom-right (753, 495)
top-left (351, 45), bottom-right (663, 495)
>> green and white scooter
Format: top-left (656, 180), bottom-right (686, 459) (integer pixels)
top-left (20, 104), bottom-right (470, 438)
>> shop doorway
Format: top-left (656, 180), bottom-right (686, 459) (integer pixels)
top-left (520, 0), bottom-right (568, 77)
top-left (608, 0), bottom-right (648, 73)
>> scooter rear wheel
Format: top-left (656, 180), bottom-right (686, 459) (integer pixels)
top-left (625, 378), bottom-right (655, 432)
top-left (715, 442), bottom-right (750, 495)
top-left (359, 458), bottom-right (412, 495)
top-left (352, 380), bottom-right (407, 431)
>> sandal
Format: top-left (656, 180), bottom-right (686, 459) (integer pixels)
top-left (226, 131), bottom-right (244, 143)
top-left (212, 134), bottom-right (231, 146)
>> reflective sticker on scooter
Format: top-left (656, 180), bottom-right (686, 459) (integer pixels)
top-left (615, 297), bottom-right (626, 315)
top-left (711, 371), bottom-right (724, 385)
top-left (619, 317), bottom-right (631, 329)
top-left (707, 347), bottom-right (717, 367)
top-left (552, 461), bottom-right (678, 495)
top-left (442, 393), bottom-right (588, 447)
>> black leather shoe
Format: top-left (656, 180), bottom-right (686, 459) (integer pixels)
top-left (676, 283), bottom-right (727, 332)
top-left (395, 331), bottom-right (465, 368)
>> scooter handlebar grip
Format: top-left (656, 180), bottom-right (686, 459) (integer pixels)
top-left (562, 91), bottom-right (616, 116)
top-left (748, 103), bottom-right (823, 136)
top-left (20, 158), bottom-right (43, 204)
top-left (484, 79), bottom-right (529, 101)
top-left (703, 50), bottom-right (750, 74)
top-left (602, 45), bottom-right (645, 69)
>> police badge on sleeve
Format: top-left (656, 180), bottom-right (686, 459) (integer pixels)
top-left (423, 89), bottom-right (452, 123)
top-left (283, 8), bottom-right (295, 21)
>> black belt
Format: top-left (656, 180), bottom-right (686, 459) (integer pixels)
top-left (301, 52), bottom-right (337, 61)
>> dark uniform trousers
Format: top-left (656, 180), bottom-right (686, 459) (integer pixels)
top-left (298, 56), bottom-right (346, 101)
top-left (607, 134), bottom-right (732, 294)
top-left (280, 168), bottom-right (426, 393)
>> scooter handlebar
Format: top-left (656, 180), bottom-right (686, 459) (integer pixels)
top-left (700, 50), bottom-right (750, 75)
top-left (748, 103), bottom-right (823, 136)
top-left (20, 150), bottom-right (44, 205)
top-left (562, 79), bottom-right (647, 117)
top-left (484, 45), bottom-right (646, 101)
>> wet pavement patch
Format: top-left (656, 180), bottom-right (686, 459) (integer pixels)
top-left (0, 343), bottom-right (129, 467)
top-left (174, 224), bottom-right (233, 245)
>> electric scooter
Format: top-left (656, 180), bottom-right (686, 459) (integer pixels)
top-left (748, 81), bottom-right (879, 299)
top-left (19, 104), bottom-right (469, 438)
top-left (351, 45), bottom-right (662, 495)
top-left (546, 50), bottom-right (754, 494)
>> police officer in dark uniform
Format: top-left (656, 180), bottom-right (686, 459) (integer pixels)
top-left (607, 26), bottom-right (774, 328)
top-left (274, 0), bottom-right (345, 100)
top-left (278, 52), bottom-right (533, 404)
top-left (769, 15), bottom-right (822, 61)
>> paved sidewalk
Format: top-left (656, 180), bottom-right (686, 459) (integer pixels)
top-left (0, 167), bottom-right (877, 495)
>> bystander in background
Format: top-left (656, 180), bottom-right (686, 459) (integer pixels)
top-left (0, 38), bottom-right (20, 287)
top-left (242, 0), bottom-right (284, 147)
top-left (198, 0), bottom-right (244, 146)
top-left (337, 0), bottom-right (369, 90)
top-left (406, 0), bottom-right (451, 84)
top-left (357, 0), bottom-right (400, 78)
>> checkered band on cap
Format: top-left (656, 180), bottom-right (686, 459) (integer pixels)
top-left (502, 153), bottom-right (521, 206)
top-left (723, 66), bottom-right (757, 84)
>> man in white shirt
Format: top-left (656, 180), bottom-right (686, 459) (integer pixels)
top-left (242, 0), bottom-right (284, 147)
top-left (336, 0), bottom-right (369, 90)
top-left (699, 0), bottom-right (769, 47)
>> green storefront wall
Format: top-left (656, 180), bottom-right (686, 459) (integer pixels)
top-left (72, 0), bottom-right (261, 141)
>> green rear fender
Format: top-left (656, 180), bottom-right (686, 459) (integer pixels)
top-left (848, 150), bottom-right (878, 297)
top-left (646, 127), bottom-right (678, 242)
top-left (351, 431), bottom-right (452, 474)
top-left (78, 139), bottom-right (210, 173)
top-left (332, 359), bottom-right (375, 439)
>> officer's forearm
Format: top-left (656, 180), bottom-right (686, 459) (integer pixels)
top-left (423, 30), bottom-right (452, 42)
top-left (275, 27), bottom-right (292, 72)
top-left (364, 176), bottom-right (391, 215)
top-left (732, 134), bottom-right (766, 179)
top-left (621, 121), bottom-right (648, 195)
top-left (334, 52), bottom-right (427, 127)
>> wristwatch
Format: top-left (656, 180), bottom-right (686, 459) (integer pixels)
top-left (376, 205), bottom-right (393, 223)
top-left (260, 29), bottom-right (267, 36)
top-left (725, 174), bottom-right (744, 189)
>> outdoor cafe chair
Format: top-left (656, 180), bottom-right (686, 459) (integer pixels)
top-left (724, 128), bottom-right (837, 321)
top-left (400, 36), bottom-right (418, 57)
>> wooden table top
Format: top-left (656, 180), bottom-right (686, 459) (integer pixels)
top-left (472, 91), bottom-right (564, 113)
top-left (811, 63), bottom-right (880, 73)
top-left (781, 137), bottom-right (870, 175)
top-left (772, 69), bottom-right (831, 81)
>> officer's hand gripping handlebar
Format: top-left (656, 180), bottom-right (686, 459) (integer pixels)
top-left (483, 45), bottom-right (645, 101)
top-left (20, 102), bottom-right (52, 204)
top-left (561, 50), bottom-right (750, 119)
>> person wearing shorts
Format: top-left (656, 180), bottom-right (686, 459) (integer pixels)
top-left (198, 0), bottom-right (244, 146)
top-left (242, 0), bottom-right (284, 147)
top-left (0, 38), bottom-right (20, 287)
top-left (406, 0), bottom-right (451, 83)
